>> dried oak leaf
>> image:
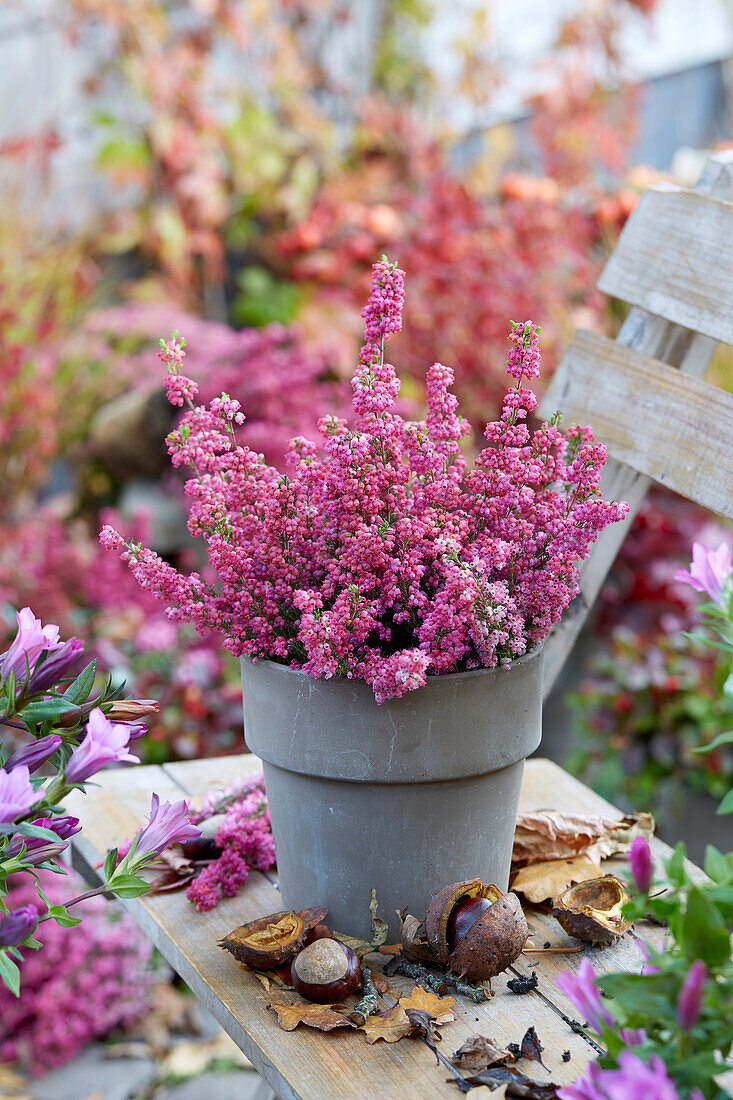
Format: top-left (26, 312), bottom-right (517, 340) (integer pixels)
top-left (405, 1008), bottom-right (443, 1062)
top-left (400, 985), bottom-right (456, 1025)
top-left (512, 812), bottom-right (654, 866)
top-left (358, 1002), bottom-right (412, 1044)
top-left (372, 973), bottom-right (390, 994)
top-left (452, 1035), bottom-right (512, 1074)
top-left (518, 1026), bottom-right (547, 1071)
top-left (511, 857), bottom-right (601, 905)
top-left (267, 1002), bottom-right (356, 1032)
top-left (334, 887), bottom-right (389, 958)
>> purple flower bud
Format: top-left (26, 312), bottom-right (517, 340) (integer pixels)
top-left (0, 904), bottom-right (39, 947)
top-left (26, 638), bottom-right (84, 694)
top-left (5, 735), bottom-right (62, 774)
top-left (677, 960), bottom-right (706, 1030)
top-left (619, 1028), bottom-right (647, 1047)
top-left (629, 835), bottom-right (653, 894)
top-left (4, 815), bottom-right (81, 864)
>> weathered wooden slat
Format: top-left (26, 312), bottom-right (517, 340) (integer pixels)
top-left (69, 755), bottom-right (680, 1100)
top-left (548, 328), bottom-right (733, 518)
top-left (598, 183), bottom-right (733, 344)
top-left (540, 149), bottom-right (733, 695)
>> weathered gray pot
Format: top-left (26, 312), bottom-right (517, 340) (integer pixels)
top-left (241, 649), bottom-right (543, 939)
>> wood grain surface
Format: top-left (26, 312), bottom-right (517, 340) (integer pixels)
top-left (69, 756), bottom-right (682, 1100)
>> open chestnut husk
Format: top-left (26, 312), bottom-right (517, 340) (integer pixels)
top-left (399, 910), bottom-right (435, 964)
top-left (219, 905), bottom-right (328, 970)
top-left (552, 875), bottom-right (630, 946)
top-left (291, 938), bottom-right (362, 1003)
top-left (425, 878), bottom-right (528, 982)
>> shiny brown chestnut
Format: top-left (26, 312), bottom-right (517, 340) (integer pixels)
top-left (447, 896), bottom-right (493, 948)
top-left (291, 938), bottom-right (362, 1003)
top-left (181, 814), bottom-right (225, 860)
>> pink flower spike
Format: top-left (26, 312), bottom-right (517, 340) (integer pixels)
top-left (629, 835), bottom-right (653, 894)
top-left (133, 792), bottom-right (201, 859)
top-left (0, 765), bottom-right (41, 824)
top-left (0, 607), bottom-right (63, 683)
top-left (677, 960), bottom-right (706, 1030)
top-left (64, 708), bottom-right (139, 785)
top-left (673, 541), bottom-right (732, 603)
top-left (556, 958), bottom-right (614, 1033)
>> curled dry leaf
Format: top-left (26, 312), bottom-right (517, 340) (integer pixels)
top-left (267, 1002), bottom-right (356, 1033)
top-left (452, 1035), bottom-right (512, 1074)
top-left (518, 1026), bottom-right (547, 1070)
top-left (334, 887), bottom-right (389, 958)
top-left (456, 1065), bottom-right (558, 1098)
top-left (513, 812), bottom-right (654, 866)
top-left (372, 973), bottom-right (390, 994)
top-left (511, 857), bottom-right (601, 905)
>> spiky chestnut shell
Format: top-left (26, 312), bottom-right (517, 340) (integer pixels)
top-left (425, 878), bottom-right (528, 981)
top-left (552, 875), bottom-right (630, 946)
top-left (291, 939), bottom-right (361, 1003)
top-left (219, 905), bottom-right (328, 969)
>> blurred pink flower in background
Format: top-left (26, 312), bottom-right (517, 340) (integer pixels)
top-left (674, 542), bottom-right (732, 602)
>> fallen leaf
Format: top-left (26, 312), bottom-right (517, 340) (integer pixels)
top-left (379, 943), bottom-right (402, 955)
top-left (511, 857), bottom-right (602, 904)
top-left (459, 1065), bottom-right (558, 1098)
top-left (506, 972), bottom-right (538, 995)
top-left (400, 984), bottom-right (456, 1025)
top-left (253, 968), bottom-right (293, 993)
top-left (268, 1002), bottom-right (356, 1032)
top-left (463, 1087), bottom-right (508, 1098)
top-left (519, 1027), bottom-right (547, 1071)
top-left (158, 1032), bottom-right (252, 1079)
top-left (452, 1035), bottom-right (512, 1073)
top-left (358, 1002), bottom-right (412, 1044)
top-left (513, 812), bottom-right (654, 866)
top-left (372, 973), bottom-right (390, 993)
top-left (405, 1008), bottom-right (442, 1062)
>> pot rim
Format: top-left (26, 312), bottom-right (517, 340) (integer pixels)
top-left (240, 642), bottom-right (543, 691)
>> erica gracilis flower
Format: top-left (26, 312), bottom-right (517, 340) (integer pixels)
top-left (64, 708), bottom-right (139, 785)
top-left (0, 766), bottom-right (40, 824)
top-left (133, 792), bottom-right (200, 859)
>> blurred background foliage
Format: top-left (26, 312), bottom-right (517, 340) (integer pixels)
top-left (1, 0), bottom-right (732, 813)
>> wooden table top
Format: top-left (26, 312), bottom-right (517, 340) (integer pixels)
top-left (68, 756), bottom-right (678, 1100)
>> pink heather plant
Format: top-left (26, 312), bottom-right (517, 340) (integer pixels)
top-left (186, 772), bottom-right (275, 911)
top-left (101, 259), bottom-right (628, 703)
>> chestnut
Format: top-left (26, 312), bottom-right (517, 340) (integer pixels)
top-left (291, 938), bottom-right (361, 1003)
top-left (182, 814), bottom-right (225, 860)
top-left (425, 878), bottom-right (528, 982)
top-left (447, 896), bottom-right (493, 949)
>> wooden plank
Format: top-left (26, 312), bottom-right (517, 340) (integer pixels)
top-left (70, 756), bottom-right (682, 1099)
top-left (548, 328), bottom-right (733, 518)
top-left (598, 183), bottom-right (733, 344)
top-left (163, 753), bottom-right (263, 797)
top-left (539, 150), bottom-right (733, 695)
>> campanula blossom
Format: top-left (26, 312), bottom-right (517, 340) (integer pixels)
top-left (556, 958), bottom-right (614, 1033)
top-left (25, 637), bottom-right (84, 695)
top-left (64, 708), bottom-right (139, 785)
top-left (677, 960), bottom-right (706, 1030)
top-left (5, 735), bottom-right (62, 774)
top-left (559, 1052), bottom-right (681, 1100)
top-left (673, 541), bottom-right (732, 603)
top-left (629, 835), bottom-right (653, 894)
top-left (0, 766), bottom-right (40, 824)
top-left (0, 904), bottom-right (39, 947)
top-left (0, 608), bottom-right (63, 683)
top-left (132, 792), bottom-right (201, 859)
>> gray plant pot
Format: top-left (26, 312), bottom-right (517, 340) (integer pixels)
top-left (241, 648), bottom-right (543, 939)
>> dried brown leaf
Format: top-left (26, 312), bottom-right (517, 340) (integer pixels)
top-left (461, 1065), bottom-right (558, 1097)
top-left (513, 812), bottom-right (654, 866)
top-left (519, 1026), bottom-right (547, 1070)
top-left (358, 1002), bottom-right (412, 1044)
top-left (372, 973), bottom-right (390, 993)
top-left (452, 1035), bottom-right (512, 1073)
top-left (267, 1002), bottom-right (356, 1032)
top-left (400, 985), bottom-right (456, 1025)
top-left (511, 857), bottom-right (602, 905)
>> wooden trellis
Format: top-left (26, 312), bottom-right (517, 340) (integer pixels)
top-left (541, 149), bottom-right (733, 695)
